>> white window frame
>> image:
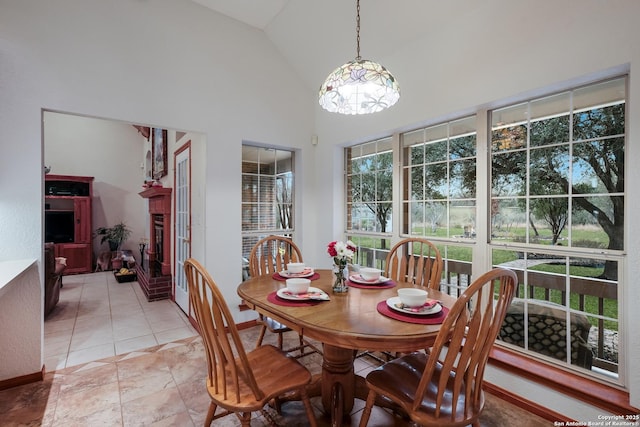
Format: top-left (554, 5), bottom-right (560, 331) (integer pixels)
top-left (342, 76), bottom-right (627, 386)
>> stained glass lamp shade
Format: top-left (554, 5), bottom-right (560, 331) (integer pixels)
top-left (318, 59), bottom-right (400, 115)
top-left (318, 0), bottom-right (400, 115)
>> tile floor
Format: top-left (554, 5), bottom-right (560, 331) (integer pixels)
top-left (43, 271), bottom-right (198, 371)
top-left (0, 272), bottom-right (551, 426)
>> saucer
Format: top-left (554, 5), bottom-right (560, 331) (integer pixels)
top-left (278, 268), bottom-right (315, 278)
top-left (386, 297), bottom-right (442, 316)
top-left (349, 274), bottom-right (390, 285)
top-left (276, 286), bottom-right (329, 301)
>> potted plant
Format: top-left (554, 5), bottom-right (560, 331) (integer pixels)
top-left (95, 222), bottom-right (132, 252)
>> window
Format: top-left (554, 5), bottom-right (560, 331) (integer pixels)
top-left (401, 117), bottom-right (477, 240)
top-left (241, 145), bottom-right (294, 279)
top-left (490, 77), bottom-right (625, 379)
top-left (346, 137), bottom-right (394, 235)
top-left (400, 117), bottom-right (477, 296)
top-left (342, 75), bottom-right (626, 384)
top-left (345, 123), bottom-right (477, 296)
top-left (345, 138), bottom-right (394, 268)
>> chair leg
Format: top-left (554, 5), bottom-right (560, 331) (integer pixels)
top-left (300, 387), bottom-right (318, 427)
top-left (240, 412), bottom-right (252, 426)
top-left (277, 331), bottom-right (284, 350)
top-left (255, 324), bottom-right (267, 348)
top-left (205, 402), bottom-right (216, 426)
top-left (358, 390), bottom-right (377, 427)
top-left (298, 334), bottom-right (305, 357)
top-left (272, 396), bottom-right (283, 414)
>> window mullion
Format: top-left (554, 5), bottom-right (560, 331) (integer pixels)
top-left (391, 132), bottom-right (402, 246)
top-left (473, 109), bottom-right (490, 276)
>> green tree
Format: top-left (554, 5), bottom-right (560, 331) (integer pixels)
top-left (492, 103), bottom-right (624, 280)
top-left (352, 151), bottom-right (393, 247)
top-left (530, 198), bottom-right (568, 244)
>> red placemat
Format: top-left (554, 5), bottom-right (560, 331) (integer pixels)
top-left (376, 300), bottom-right (449, 324)
top-left (272, 272), bottom-right (320, 282)
top-left (347, 279), bottom-right (396, 289)
top-left (267, 291), bottom-right (323, 307)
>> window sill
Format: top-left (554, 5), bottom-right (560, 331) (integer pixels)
top-left (488, 345), bottom-right (637, 416)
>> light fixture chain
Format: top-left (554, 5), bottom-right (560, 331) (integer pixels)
top-left (356, 0), bottom-right (361, 61)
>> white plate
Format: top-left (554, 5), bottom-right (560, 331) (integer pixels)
top-left (276, 286), bottom-right (329, 301)
top-left (278, 268), bottom-right (315, 278)
top-left (386, 297), bottom-right (442, 316)
top-left (349, 274), bottom-right (391, 285)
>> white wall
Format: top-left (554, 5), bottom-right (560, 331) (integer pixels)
top-left (0, 0), bottom-right (313, 381)
top-left (1, 0), bottom-right (639, 420)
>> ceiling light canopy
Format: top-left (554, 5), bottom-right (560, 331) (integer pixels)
top-left (318, 0), bottom-right (400, 115)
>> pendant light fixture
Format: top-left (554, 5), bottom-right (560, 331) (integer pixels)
top-left (318, 0), bottom-right (400, 115)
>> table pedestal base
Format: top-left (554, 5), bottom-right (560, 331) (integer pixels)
top-left (278, 346), bottom-right (409, 426)
top-left (321, 345), bottom-right (354, 422)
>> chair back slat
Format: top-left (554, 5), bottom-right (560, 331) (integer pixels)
top-left (412, 267), bottom-right (517, 422)
top-left (249, 235), bottom-right (303, 277)
top-left (384, 238), bottom-right (443, 289)
top-left (184, 258), bottom-right (264, 403)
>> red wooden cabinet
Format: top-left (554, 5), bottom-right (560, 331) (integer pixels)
top-left (45, 175), bottom-right (94, 274)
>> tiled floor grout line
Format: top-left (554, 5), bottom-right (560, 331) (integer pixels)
top-left (44, 271), bottom-right (199, 371)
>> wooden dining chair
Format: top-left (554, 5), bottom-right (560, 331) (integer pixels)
top-left (358, 267), bottom-right (518, 427)
top-left (248, 235), bottom-right (318, 357)
top-left (355, 237), bottom-right (444, 362)
top-left (384, 237), bottom-right (443, 290)
top-left (184, 258), bottom-right (318, 427)
top-left (249, 235), bottom-right (303, 278)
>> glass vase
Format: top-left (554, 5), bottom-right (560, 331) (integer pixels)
top-left (333, 262), bottom-right (349, 294)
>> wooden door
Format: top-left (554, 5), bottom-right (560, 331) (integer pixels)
top-left (56, 243), bottom-right (91, 274)
top-left (74, 197), bottom-right (92, 243)
top-left (174, 144), bottom-right (191, 313)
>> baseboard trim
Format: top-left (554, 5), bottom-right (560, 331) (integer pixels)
top-left (484, 381), bottom-right (570, 423)
top-left (0, 366), bottom-right (45, 391)
top-left (489, 346), bottom-right (639, 415)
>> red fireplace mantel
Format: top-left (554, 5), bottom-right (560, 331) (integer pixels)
top-left (140, 187), bottom-right (172, 277)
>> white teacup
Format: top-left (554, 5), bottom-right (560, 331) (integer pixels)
top-left (359, 267), bottom-right (382, 281)
top-left (397, 288), bottom-right (428, 307)
top-left (287, 262), bottom-right (306, 274)
top-left (286, 278), bottom-right (310, 294)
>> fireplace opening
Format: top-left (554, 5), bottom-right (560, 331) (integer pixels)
top-left (153, 214), bottom-right (164, 276)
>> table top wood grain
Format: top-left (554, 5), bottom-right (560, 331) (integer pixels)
top-left (238, 269), bottom-right (457, 353)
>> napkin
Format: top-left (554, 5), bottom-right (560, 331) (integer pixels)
top-left (394, 299), bottom-right (439, 313)
top-left (282, 290), bottom-right (329, 300)
top-left (286, 268), bottom-right (313, 277)
top-left (350, 274), bottom-right (383, 283)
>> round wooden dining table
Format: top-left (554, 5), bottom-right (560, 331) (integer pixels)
top-left (237, 269), bottom-right (457, 426)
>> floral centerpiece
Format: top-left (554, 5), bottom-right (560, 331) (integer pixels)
top-left (327, 240), bottom-right (357, 293)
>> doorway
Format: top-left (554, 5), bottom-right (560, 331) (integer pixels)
top-left (43, 111), bottom-right (206, 366)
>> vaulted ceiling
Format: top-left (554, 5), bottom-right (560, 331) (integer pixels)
top-left (190, 0), bottom-right (481, 92)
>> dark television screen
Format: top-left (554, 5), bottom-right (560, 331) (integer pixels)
top-left (45, 211), bottom-right (75, 243)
